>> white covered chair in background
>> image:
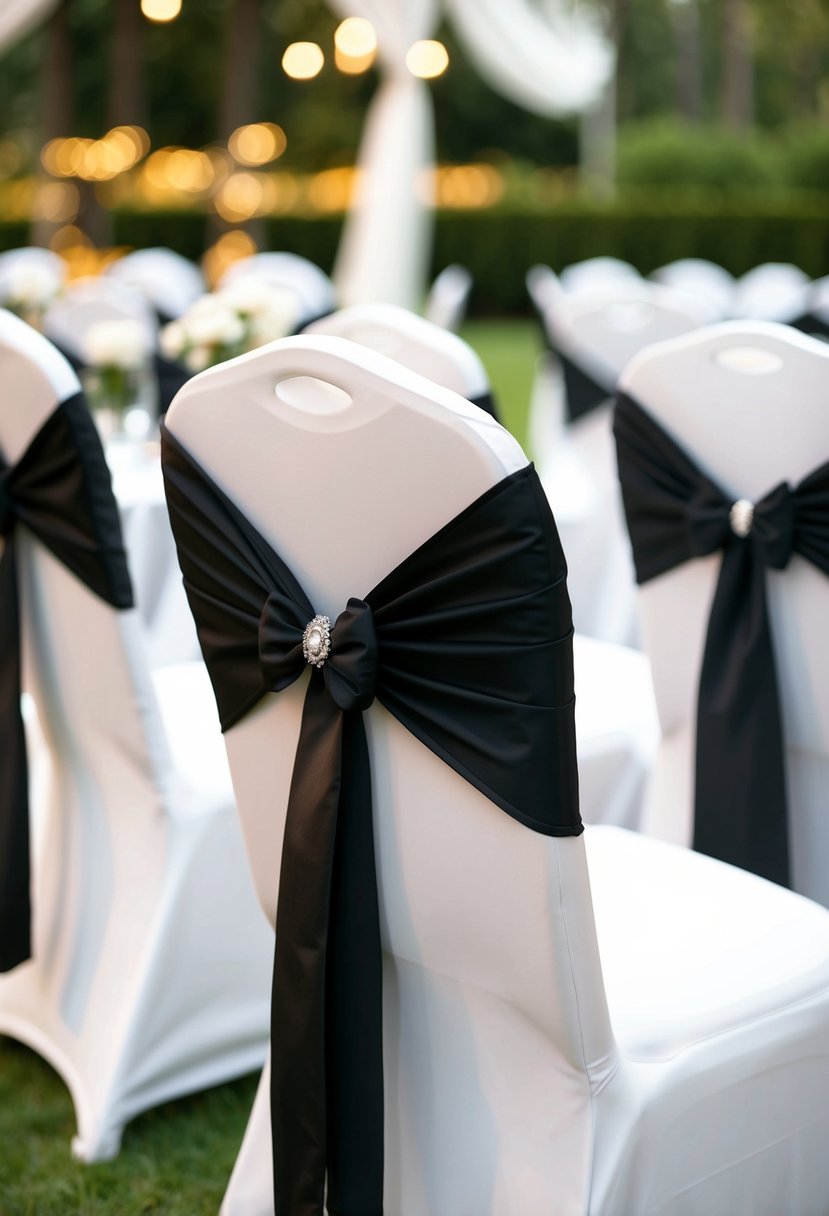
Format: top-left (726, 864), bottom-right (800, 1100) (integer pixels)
top-left (618, 322), bottom-right (829, 909)
top-left (41, 275), bottom-right (158, 363)
top-left (528, 271), bottom-right (714, 645)
top-left (0, 245), bottom-right (66, 299)
top-left (0, 311), bottom-right (272, 1161)
top-left (733, 262), bottom-right (811, 323)
top-left (558, 255), bottom-right (641, 295)
top-left (219, 252), bottom-right (336, 327)
top-left (161, 335), bottom-right (829, 1216)
top-left (423, 263), bottom-right (473, 332)
top-left (650, 257), bottom-right (735, 319)
top-left (106, 246), bottom-right (205, 321)
top-left (306, 302), bottom-right (658, 832)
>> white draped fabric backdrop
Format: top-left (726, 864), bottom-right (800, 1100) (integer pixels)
top-left (0, 0), bottom-right (613, 307)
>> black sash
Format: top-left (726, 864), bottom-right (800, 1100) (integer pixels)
top-left (161, 426), bottom-right (582, 1215)
top-left (468, 387), bottom-right (501, 423)
top-left (614, 389), bottom-right (829, 886)
top-left (0, 392), bottom-right (133, 972)
top-left (530, 300), bottom-right (614, 422)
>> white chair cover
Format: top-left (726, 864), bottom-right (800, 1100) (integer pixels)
top-left (423, 264), bottom-right (473, 331)
top-left (162, 335), bottom-right (829, 1216)
top-left (42, 276), bottom-right (158, 360)
top-left (650, 257), bottom-right (736, 319)
top-left (528, 274), bottom-right (715, 646)
top-left (106, 247), bottom-right (205, 320)
top-left (559, 255), bottom-right (640, 295)
top-left (219, 252), bottom-right (335, 325)
top-left (619, 321), bottom-right (829, 909)
top-left (0, 311), bottom-right (272, 1160)
top-left (733, 262), bottom-right (811, 323)
top-left (306, 302), bottom-right (658, 830)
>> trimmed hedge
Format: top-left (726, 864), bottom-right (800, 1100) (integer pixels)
top-left (2, 194), bottom-right (828, 314)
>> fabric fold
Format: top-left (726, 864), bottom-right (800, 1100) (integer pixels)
top-left (161, 422), bottom-right (582, 1214)
top-left (614, 389), bottom-right (829, 886)
top-left (0, 392), bottom-right (133, 972)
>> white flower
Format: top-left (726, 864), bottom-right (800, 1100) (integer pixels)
top-left (218, 277), bottom-right (299, 347)
top-left (83, 319), bottom-right (150, 370)
top-left (185, 345), bottom-right (212, 372)
top-left (182, 294), bottom-right (245, 348)
top-left (159, 319), bottom-right (186, 360)
top-left (1, 263), bottom-right (62, 310)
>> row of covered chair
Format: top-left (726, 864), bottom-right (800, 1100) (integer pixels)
top-left (2, 273), bottom-right (829, 1212)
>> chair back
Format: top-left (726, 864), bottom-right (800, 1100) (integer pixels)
top-left (220, 252), bottom-right (335, 322)
top-left (423, 264), bottom-right (473, 332)
top-left (42, 277), bottom-right (158, 361)
top-left (559, 256), bottom-right (640, 295)
top-left (165, 334), bottom-right (615, 1210)
top-left (107, 247), bottom-right (205, 320)
top-left (0, 311), bottom-right (173, 1022)
top-left (650, 258), bottom-right (735, 319)
top-left (734, 263), bottom-right (811, 323)
top-left (305, 302), bottom-right (490, 401)
top-left (619, 321), bottom-right (829, 903)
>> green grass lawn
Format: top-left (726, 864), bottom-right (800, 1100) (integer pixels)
top-left (0, 319), bottom-right (540, 1215)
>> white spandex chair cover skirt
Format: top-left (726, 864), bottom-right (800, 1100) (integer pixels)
top-left (650, 257), bottom-right (736, 320)
top-left (41, 276), bottom-right (158, 360)
top-left (733, 262), bottom-right (811, 323)
top-left (219, 252), bottom-right (336, 326)
top-left (527, 270), bottom-right (715, 646)
top-left (106, 247), bottom-right (205, 321)
top-left (423, 264), bottom-right (473, 332)
top-left (619, 321), bottom-right (829, 908)
top-left (160, 335), bottom-right (829, 1215)
top-left (306, 302), bottom-right (658, 830)
top-left (0, 310), bottom-right (272, 1160)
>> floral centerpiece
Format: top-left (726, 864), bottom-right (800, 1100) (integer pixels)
top-left (82, 318), bottom-right (152, 425)
top-left (160, 278), bottom-right (299, 373)
top-left (0, 263), bottom-right (62, 328)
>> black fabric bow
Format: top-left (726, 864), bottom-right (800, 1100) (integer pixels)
top-left (160, 424), bottom-right (582, 1216)
top-left (614, 389), bottom-right (829, 886)
top-left (0, 392), bottom-right (133, 972)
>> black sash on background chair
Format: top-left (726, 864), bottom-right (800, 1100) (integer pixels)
top-left (0, 392), bottom-right (133, 972)
top-left (161, 427), bottom-right (582, 1216)
top-left (467, 387), bottom-right (501, 423)
top-left (529, 300), bottom-right (614, 423)
top-left (615, 389), bottom-right (829, 887)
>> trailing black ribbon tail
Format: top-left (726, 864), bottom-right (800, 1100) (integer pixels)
top-left (161, 422), bottom-right (582, 1215)
top-left (0, 393), bottom-right (133, 972)
top-left (614, 389), bottom-right (829, 885)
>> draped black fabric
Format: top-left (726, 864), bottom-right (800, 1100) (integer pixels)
top-left (792, 312), bottom-right (829, 342)
top-left (614, 390), bottom-right (829, 886)
top-left (0, 392), bottom-right (133, 972)
top-left (160, 424), bottom-right (581, 1215)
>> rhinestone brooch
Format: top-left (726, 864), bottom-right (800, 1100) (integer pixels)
top-left (302, 614), bottom-right (331, 668)
top-left (729, 498), bottom-right (754, 538)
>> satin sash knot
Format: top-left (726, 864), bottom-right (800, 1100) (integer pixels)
top-left (615, 390), bottom-right (829, 888)
top-left (686, 480), bottom-right (795, 570)
top-left (259, 594), bottom-right (378, 713)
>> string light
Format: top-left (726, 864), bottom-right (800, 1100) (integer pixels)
top-left (141, 0), bottom-right (182, 23)
top-left (228, 123), bottom-right (287, 167)
top-left (405, 39), bottom-right (449, 79)
top-left (282, 42), bottom-right (324, 80)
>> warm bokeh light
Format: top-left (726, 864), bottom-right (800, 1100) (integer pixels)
top-left (405, 39), bottom-right (449, 79)
top-left (306, 166), bottom-right (358, 213)
top-left (228, 122), bottom-right (287, 167)
top-left (282, 42), bottom-right (324, 81)
top-left (214, 171), bottom-right (266, 222)
top-left (33, 179), bottom-right (80, 223)
top-left (433, 164), bottom-right (504, 208)
top-left (334, 17), bottom-right (377, 57)
top-left (335, 47), bottom-right (376, 74)
top-left (203, 229), bottom-right (258, 288)
top-left (41, 126), bottom-right (150, 182)
top-left (141, 0), bottom-right (182, 23)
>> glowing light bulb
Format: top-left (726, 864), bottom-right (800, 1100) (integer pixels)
top-left (405, 39), bottom-right (449, 79)
top-left (141, 0), bottom-right (183, 23)
top-left (282, 42), bottom-right (324, 81)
